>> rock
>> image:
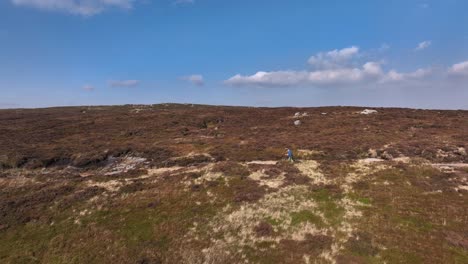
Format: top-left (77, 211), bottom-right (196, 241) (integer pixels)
top-left (360, 109), bottom-right (378, 115)
top-left (368, 149), bottom-right (378, 158)
top-left (456, 147), bottom-right (467, 156)
top-left (294, 120), bottom-right (301, 126)
top-left (302, 112), bottom-right (308, 116)
top-left (294, 112), bottom-right (301, 117)
top-left (381, 151), bottom-right (393, 160)
top-left (321, 112), bottom-right (327, 115)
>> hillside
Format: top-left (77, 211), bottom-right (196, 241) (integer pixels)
top-left (0, 104), bottom-right (467, 263)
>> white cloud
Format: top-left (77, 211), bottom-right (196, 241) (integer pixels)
top-left (448, 61), bottom-right (468, 76)
top-left (82, 84), bottom-right (95, 91)
top-left (415, 40), bottom-right (431, 51)
top-left (182, 74), bottom-right (204, 86)
top-left (109, 79), bottom-right (140, 87)
top-left (225, 45), bottom-right (445, 88)
top-left (226, 61), bottom-right (389, 87)
top-left (382, 68), bottom-right (432, 82)
top-left (225, 64), bottom-right (432, 87)
top-left (308, 46), bottom-right (359, 69)
top-left (11, 0), bottom-right (135, 16)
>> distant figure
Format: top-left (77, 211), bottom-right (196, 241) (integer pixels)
top-left (286, 148), bottom-right (295, 163)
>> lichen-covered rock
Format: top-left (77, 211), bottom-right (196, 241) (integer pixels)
top-left (368, 149), bottom-right (378, 159)
top-left (381, 151), bottom-right (393, 160)
top-left (360, 109), bottom-right (378, 115)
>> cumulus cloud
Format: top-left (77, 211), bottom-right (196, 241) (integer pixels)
top-left (308, 46), bottom-right (360, 69)
top-left (225, 44), bottom-right (437, 88)
top-left (225, 63), bottom-right (430, 87)
top-left (415, 40), bottom-right (431, 51)
top-left (109, 79), bottom-right (140, 87)
top-left (182, 74), bottom-right (204, 86)
top-left (382, 68), bottom-right (432, 82)
top-left (448, 61), bottom-right (468, 76)
top-left (82, 84), bottom-right (95, 91)
top-left (11, 0), bottom-right (135, 16)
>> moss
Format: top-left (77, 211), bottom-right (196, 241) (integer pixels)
top-left (290, 210), bottom-right (325, 228)
top-left (310, 189), bottom-right (332, 202)
top-left (309, 189), bottom-right (345, 226)
top-left (264, 217), bottom-right (282, 227)
top-left (347, 193), bottom-right (372, 205)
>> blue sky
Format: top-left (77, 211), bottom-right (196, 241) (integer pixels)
top-left (1, 0), bottom-right (467, 109)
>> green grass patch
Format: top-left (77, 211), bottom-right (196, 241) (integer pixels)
top-left (290, 210), bottom-right (325, 228)
top-left (394, 215), bottom-right (433, 233)
top-left (264, 217), bottom-right (282, 227)
top-left (309, 189), bottom-right (345, 227)
top-left (347, 193), bottom-right (372, 205)
top-left (309, 188), bottom-right (333, 202)
top-left (449, 246), bottom-right (468, 264)
top-left (379, 248), bottom-right (423, 263)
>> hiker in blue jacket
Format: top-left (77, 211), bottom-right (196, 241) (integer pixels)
top-left (286, 148), bottom-right (295, 163)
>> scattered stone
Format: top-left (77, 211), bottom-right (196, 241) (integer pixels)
top-left (104, 156), bottom-right (147, 176)
top-left (294, 120), bottom-right (301, 126)
top-left (392, 157), bottom-right (411, 163)
top-left (246, 160), bottom-right (278, 165)
top-left (360, 109), bottom-right (378, 115)
top-left (293, 112), bottom-right (308, 118)
top-left (431, 163), bottom-right (468, 171)
top-left (360, 158), bottom-right (384, 163)
top-left (381, 151), bottom-right (393, 160)
top-left (368, 149), bottom-right (378, 159)
top-left (456, 147), bottom-right (467, 156)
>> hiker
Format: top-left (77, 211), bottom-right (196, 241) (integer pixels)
top-left (286, 148), bottom-right (295, 163)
